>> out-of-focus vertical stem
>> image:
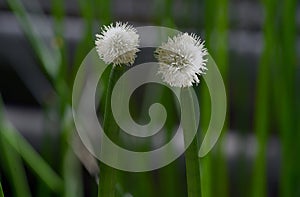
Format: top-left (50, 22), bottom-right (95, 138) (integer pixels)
top-left (252, 40), bottom-right (271, 197)
top-left (0, 117), bottom-right (31, 197)
top-left (52, 0), bottom-right (68, 86)
top-left (0, 181), bottom-right (4, 197)
top-left (211, 0), bottom-right (229, 196)
top-left (277, 0), bottom-right (297, 196)
top-left (0, 102), bottom-right (30, 197)
top-left (95, 0), bottom-right (111, 24)
top-left (0, 141), bottom-right (31, 197)
top-left (154, 0), bottom-right (175, 27)
top-left (62, 146), bottom-right (83, 197)
top-left (73, 0), bottom-right (95, 78)
top-left (7, 0), bottom-right (60, 80)
top-left (201, 0), bottom-right (216, 196)
top-left (252, 0), bottom-right (275, 196)
top-left (53, 1), bottom-right (84, 194)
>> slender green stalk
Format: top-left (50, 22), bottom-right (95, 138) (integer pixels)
top-left (0, 123), bottom-right (63, 193)
top-left (95, 0), bottom-right (111, 24)
top-left (252, 0), bottom-right (275, 196)
top-left (199, 77), bottom-right (211, 197)
top-left (98, 66), bottom-right (126, 197)
top-left (52, 0), bottom-right (68, 83)
top-left (62, 147), bottom-right (84, 197)
top-left (211, 0), bottom-right (229, 196)
top-left (181, 88), bottom-right (201, 197)
top-left (276, 0), bottom-right (297, 196)
top-left (73, 0), bottom-right (95, 79)
top-left (201, 0), bottom-right (218, 196)
top-left (154, 0), bottom-right (175, 27)
top-left (0, 138), bottom-right (31, 197)
top-left (0, 181), bottom-right (3, 197)
top-left (8, 0), bottom-right (70, 107)
top-left (252, 48), bottom-right (270, 197)
top-left (273, 50), bottom-right (293, 196)
top-left (0, 100), bottom-right (63, 193)
top-left (159, 88), bottom-right (182, 197)
top-left (59, 111), bottom-right (84, 197)
top-left (7, 0), bottom-right (60, 79)
top-left (0, 104), bottom-right (31, 197)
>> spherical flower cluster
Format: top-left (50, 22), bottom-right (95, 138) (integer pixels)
top-left (95, 22), bottom-right (140, 66)
top-left (155, 33), bottom-right (208, 87)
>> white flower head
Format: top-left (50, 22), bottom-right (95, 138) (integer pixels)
top-left (95, 22), bottom-right (140, 66)
top-left (155, 33), bottom-right (208, 87)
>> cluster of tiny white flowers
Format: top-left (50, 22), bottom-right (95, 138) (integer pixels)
top-left (95, 22), bottom-right (208, 87)
top-left (95, 22), bottom-right (140, 66)
top-left (155, 33), bottom-right (208, 87)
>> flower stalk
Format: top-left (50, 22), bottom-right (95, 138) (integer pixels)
top-left (156, 33), bottom-right (207, 196)
top-left (181, 88), bottom-right (202, 197)
top-left (95, 22), bottom-right (139, 197)
top-left (98, 66), bottom-right (126, 197)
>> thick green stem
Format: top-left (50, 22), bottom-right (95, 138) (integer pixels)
top-left (185, 138), bottom-right (202, 197)
top-left (199, 80), bottom-right (212, 197)
top-left (98, 66), bottom-right (125, 197)
top-left (181, 88), bottom-right (201, 197)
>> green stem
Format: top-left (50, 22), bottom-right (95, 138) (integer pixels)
top-left (252, 29), bottom-right (271, 197)
top-left (200, 156), bottom-right (211, 197)
top-left (73, 0), bottom-right (95, 80)
top-left (0, 181), bottom-right (3, 197)
top-left (201, 0), bottom-right (218, 196)
top-left (0, 130), bottom-right (31, 197)
top-left (185, 139), bottom-right (202, 197)
top-left (62, 147), bottom-right (83, 197)
top-left (0, 124), bottom-right (31, 197)
top-left (252, 0), bottom-right (275, 196)
top-left (95, 0), bottom-right (111, 24)
top-left (0, 99), bottom-right (63, 194)
top-left (211, 0), bottom-right (229, 196)
top-left (7, 0), bottom-right (60, 79)
top-left (52, 0), bottom-right (68, 84)
top-left (98, 66), bottom-right (125, 197)
top-left (0, 124), bottom-right (63, 193)
top-left (181, 88), bottom-right (201, 197)
top-left (279, 0), bottom-right (298, 196)
top-left (199, 78), bottom-right (212, 197)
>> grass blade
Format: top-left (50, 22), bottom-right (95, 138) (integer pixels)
top-left (73, 0), bottom-right (95, 79)
top-left (0, 181), bottom-right (3, 197)
top-left (201, 0), bottom-right (217, 196)
top-left (7, 0), bottom-right (60, 79)
top-left (0, 99), bottom-right (31, 197)
top-left (52, 0), bottom-right (68, 84)
top-left (252, 0), bottom-right (276, 196)
top-left (0, 137), bottom-right (31, 197)
top-left (62, 147), bottom-right (84, 197)
top-left (274, 0), bottom-right (298, 196)
top-left (209, 0), bottom-right (229, 196)
top-left (0, 100), bottom-right (63, 194)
